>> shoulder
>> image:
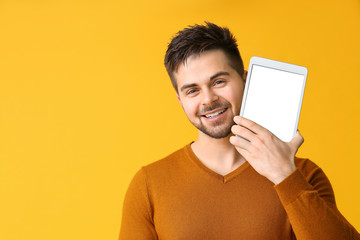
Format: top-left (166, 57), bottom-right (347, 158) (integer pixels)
top-left (126, 145), bottom-right (189, 194)
top-left (294, 157), bottom-right (327, 184)
top-left (146, 145), bottom-right (188, 168)
top-left (294, 157), bottom-right (321, 178)
top-left (294, 157), bottom-right (336, 203)
top-left (125, 144), bottom-right (195, 204)
top-left (143, 144), bottom-right (189, 172)
top-left (139, 144), bottom-right (193, 182)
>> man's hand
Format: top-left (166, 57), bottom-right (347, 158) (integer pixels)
top-left (229, 116), bottom-right (304, 185)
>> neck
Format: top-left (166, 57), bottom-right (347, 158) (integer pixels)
top-left (191, 132), bottom-right (246, 176)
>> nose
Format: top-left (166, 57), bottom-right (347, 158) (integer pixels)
top-left (202, 88), bottom-right (219, 105)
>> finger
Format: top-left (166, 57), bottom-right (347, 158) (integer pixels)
top-left (233, 116), bottom-right (267, 136)
top-left (290, 130), bottom-right (304, 151)
top-left (231, 125), bottom-right (256, 142)
top-left (230, 135), bottom-right (251, 151)
top-left (235, 147), bottom-right (250, 161)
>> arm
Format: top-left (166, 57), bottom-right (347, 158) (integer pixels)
top-left (275, 163), bottom-right (359, 240)
top-left (119, 168), bottom-right (158, 240)
top-left (230, 116), bottom-right (359, 240)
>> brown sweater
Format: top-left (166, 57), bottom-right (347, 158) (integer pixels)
top-left (119, 143), bottom-right (359, 240)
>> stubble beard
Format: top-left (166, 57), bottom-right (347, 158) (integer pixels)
top-left (190, 100), bottom-right (235, 139)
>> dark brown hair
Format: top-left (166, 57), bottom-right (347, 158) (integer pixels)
top-left (164, 22), bottom-right (244, 92)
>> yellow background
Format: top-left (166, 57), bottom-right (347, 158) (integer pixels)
top-left (0, 0), bottom-right (359, 239)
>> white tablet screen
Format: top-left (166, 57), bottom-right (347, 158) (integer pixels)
top-left (242, 64), bottom-right (305, 142)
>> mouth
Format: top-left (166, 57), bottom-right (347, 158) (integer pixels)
top-left (202, 108), bottom-right (228, 119)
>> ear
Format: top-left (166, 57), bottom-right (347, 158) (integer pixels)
top-left (176, 94), bottom-right (182, 104)
top-left (242, 70), bottom-right (248, 84)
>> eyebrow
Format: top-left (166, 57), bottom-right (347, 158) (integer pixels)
top-left (180, 83), bottom-right (198, 92)
top-left (179, 71), bottom-right (230, 92)
top-left (210, 71), bottom-right (230, 80)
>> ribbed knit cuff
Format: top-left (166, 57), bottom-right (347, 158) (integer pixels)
top-left (274, 168), bottom-right (313, 206)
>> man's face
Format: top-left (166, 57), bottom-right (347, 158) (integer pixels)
top-left (175, 49), bottom-right (246, 139)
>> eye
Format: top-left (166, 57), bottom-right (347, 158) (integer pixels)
top-left (214, 79), bottom-right (225, 86)
top-left (186, 89), bottom-right (198, 95)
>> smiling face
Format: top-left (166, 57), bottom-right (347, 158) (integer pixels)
top-left (175, 49), bottom-right (246, 139)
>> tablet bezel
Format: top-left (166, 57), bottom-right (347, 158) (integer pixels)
top-left (239, 56), bottom-right (308, 142)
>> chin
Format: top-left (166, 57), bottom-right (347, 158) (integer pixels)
top-left (199, 123), bottom-right (233, 139)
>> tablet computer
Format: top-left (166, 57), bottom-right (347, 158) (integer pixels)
top-left (239, 56), bottom-right (307, 142)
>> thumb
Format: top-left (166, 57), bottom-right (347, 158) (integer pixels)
top-left (290, 130), bottom-right (304, 151)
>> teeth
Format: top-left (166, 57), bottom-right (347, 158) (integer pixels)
top-left (205, 109), bottom-right (226, 118)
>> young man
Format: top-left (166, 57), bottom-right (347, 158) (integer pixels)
top-left (119, 22), bottom-right (359, 239)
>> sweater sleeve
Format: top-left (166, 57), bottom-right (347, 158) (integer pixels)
top-left (274, 162), bottom-right (360, 240)
top-left (119, 168), bottom-right (158, 240)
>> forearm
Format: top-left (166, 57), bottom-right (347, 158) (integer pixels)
top-left (275, 169), bottom-right (360, 240)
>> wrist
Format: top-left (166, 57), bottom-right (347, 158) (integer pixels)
top-left (271, 165), bottom-right (296, 185)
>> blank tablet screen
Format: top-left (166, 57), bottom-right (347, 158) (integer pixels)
top-left (242, 64), bottom-right (305, 142)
